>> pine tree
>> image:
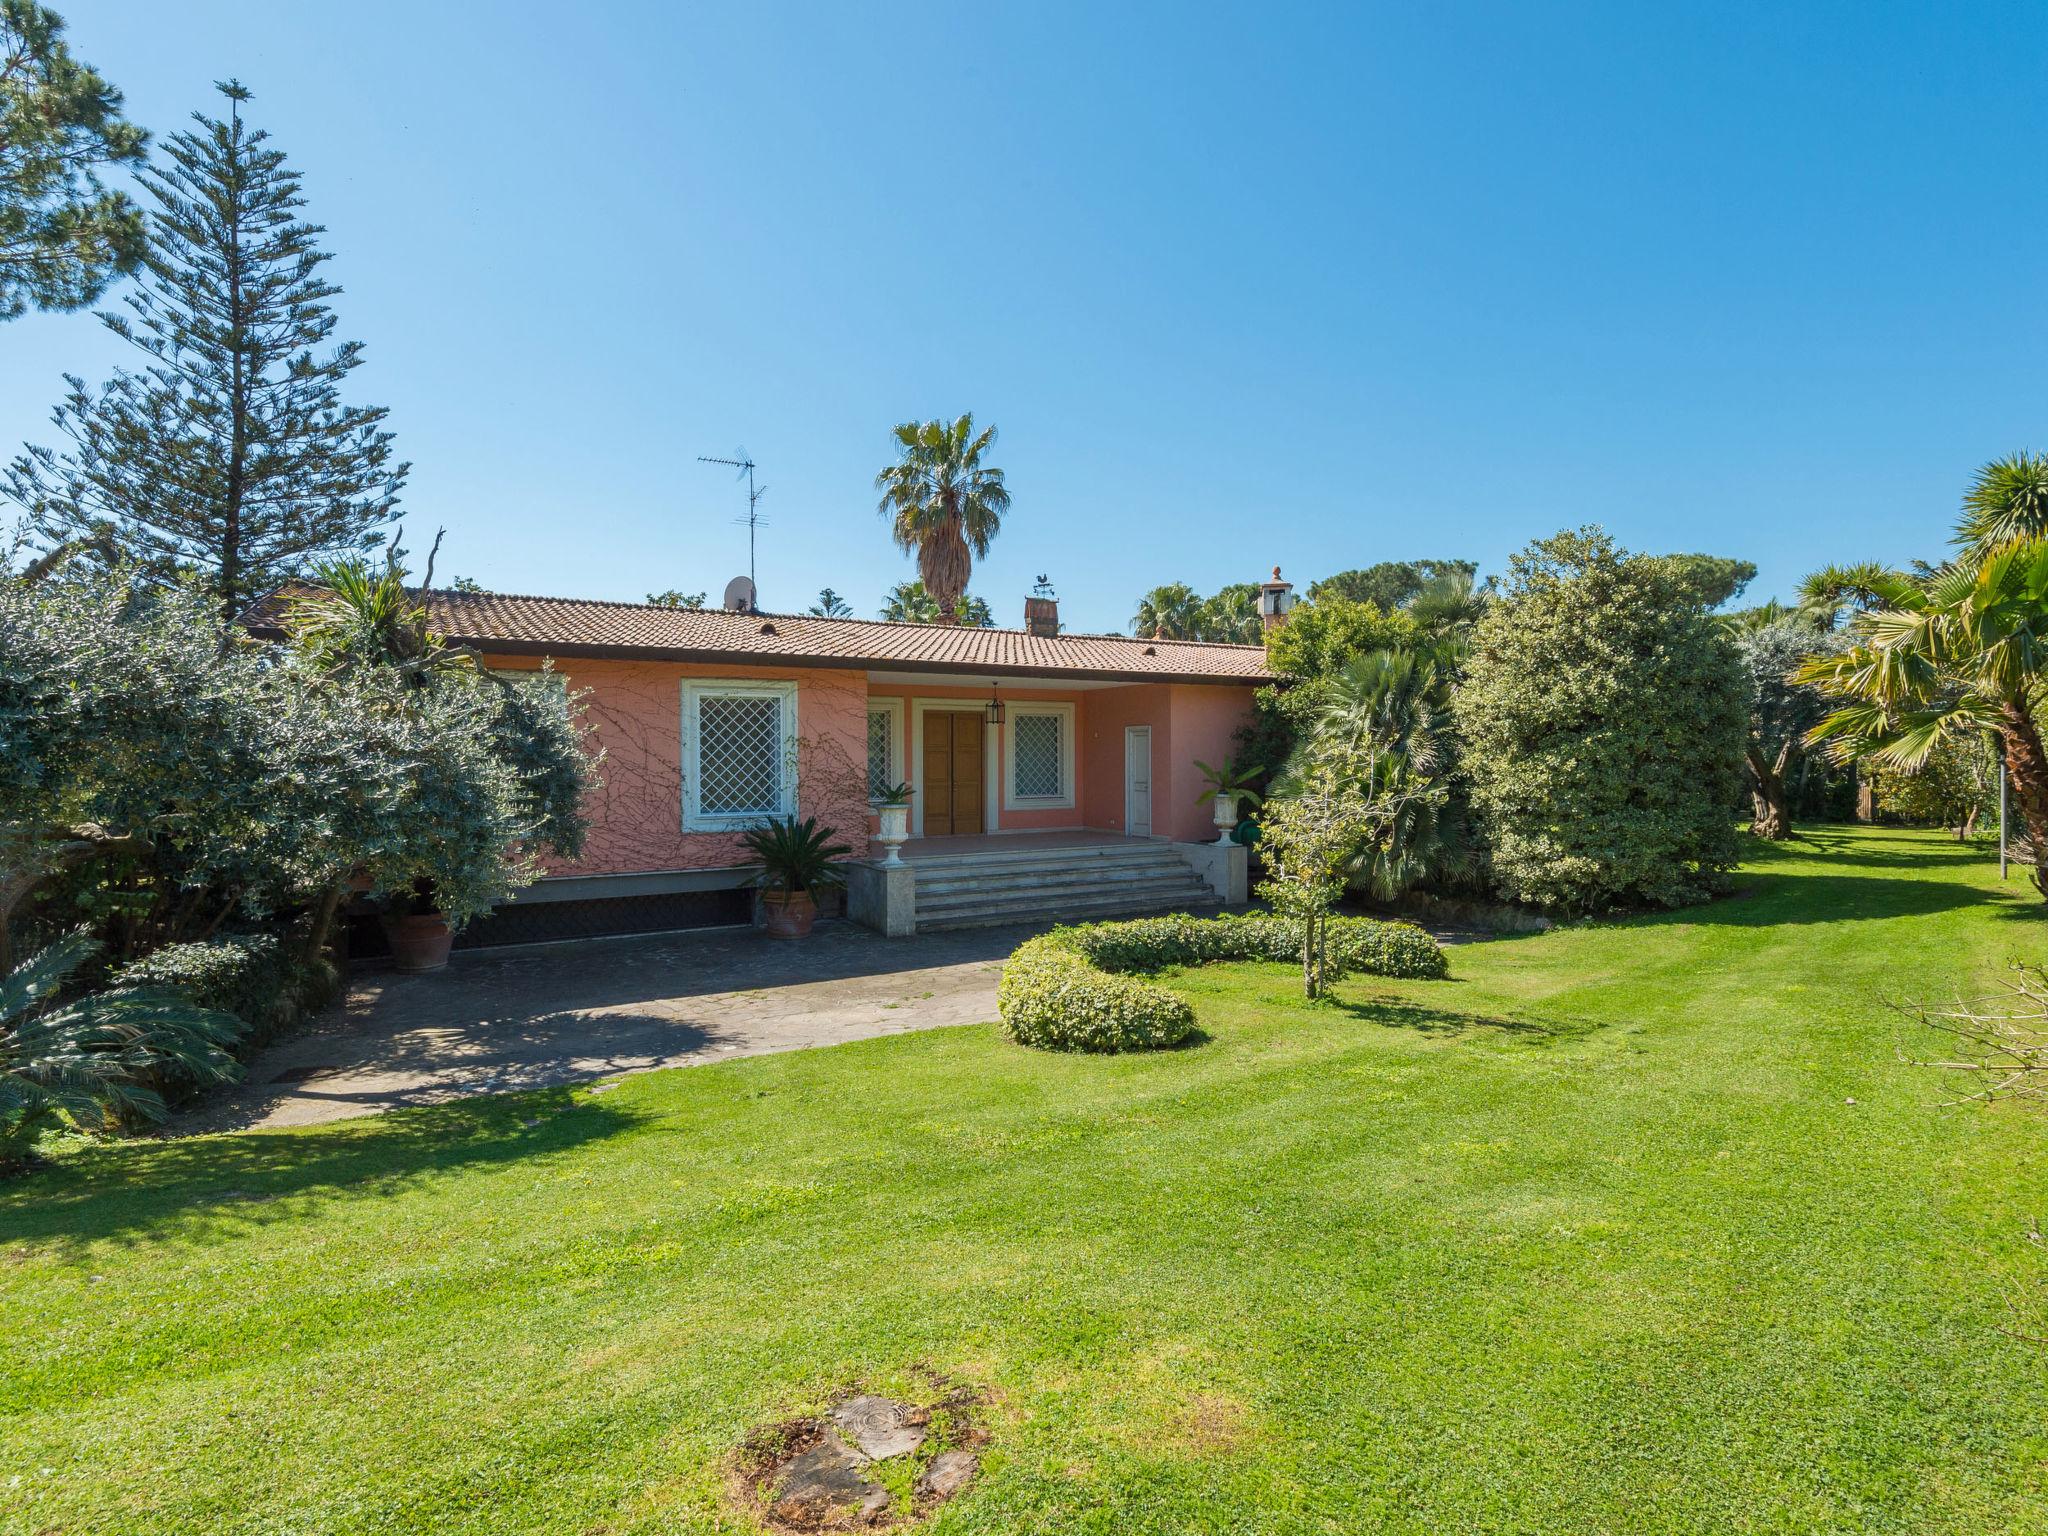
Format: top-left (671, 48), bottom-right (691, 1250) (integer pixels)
top-left (6, 81), bottom-right (404, 624)
top-left (0, 1), bottom-right (147, 320)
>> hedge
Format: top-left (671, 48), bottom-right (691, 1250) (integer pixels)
top-left (110, 934), bottom-right (339, 1102)
top-left (999, 911), bottom-right (1448, 1053)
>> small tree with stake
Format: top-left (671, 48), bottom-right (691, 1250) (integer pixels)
top-left (1256, 753), bottom-right (1378, 1000)
top-left (7, 80), bottom-right (404, 625)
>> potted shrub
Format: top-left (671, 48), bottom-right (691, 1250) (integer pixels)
top-left (741, 815), bottom-right (853, 938)
top-left (1195, 757), bottom-right (1264, 841)
top-left (870, 780), bottom-right (914, 866)
top-left (379, 880), bottom-right (453, 973)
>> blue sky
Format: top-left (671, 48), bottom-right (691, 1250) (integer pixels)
top-left (7, 2), bottom-right (2045, 630)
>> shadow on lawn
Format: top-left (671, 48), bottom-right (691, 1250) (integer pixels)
top-left (0, 1086), bottom-right (641, 1252)
top-left (1779, 828), bottom-right (2002, 872)
top-left (1332, 990), bottom-right (1592, 1040)
top-left (1649, 870), bottom-right (2031, 929)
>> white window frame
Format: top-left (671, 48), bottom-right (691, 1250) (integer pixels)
top-left (865, 696), bottom-right (906, 802)
top-left (680, 679), bottom-right (799, 832)
top-left (1003, 701), bottom-right (1076, 811)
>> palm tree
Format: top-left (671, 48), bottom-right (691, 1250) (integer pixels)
top-left (808, 587), bottom-right (852, 618)
top-left (1132, 582), bottom-right (1203, 640)
top-left (1798, 534), bottom-right (2048, 897)
top-left (880, 580), bottom-right (992, 627)
top-left (874, 414), bottom-right (1008, 624)
top-left (1961, 452), bottom-right (2048, 558)
top-left (1199, 583), bottom-right (1262, 644)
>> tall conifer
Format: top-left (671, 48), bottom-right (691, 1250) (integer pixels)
top-left (7, 81), bottom-right (404, 622)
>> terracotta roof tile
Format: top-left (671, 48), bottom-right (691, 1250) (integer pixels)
top-left (404, 589), bottom-right (1275, 685)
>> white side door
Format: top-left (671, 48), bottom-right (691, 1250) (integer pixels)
top-left (1125, 725), bottom-right (1153, 838)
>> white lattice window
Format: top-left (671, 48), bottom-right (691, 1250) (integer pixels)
top-left (1005, 704), bottom-right (1074, 807)
top-left (681, 681), bottom-right (797, 830)
top-left (866, 699), bottom-right (904, 799)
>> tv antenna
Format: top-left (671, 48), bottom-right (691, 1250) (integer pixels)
top-left (698, 450), bottom-right (768, 588)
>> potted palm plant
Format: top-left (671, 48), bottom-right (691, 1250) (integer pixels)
top-left (741, 815), bottom-right (853, 938)
top-left (870, 781), bottom-right (914, 866)
top-left (1195, 757), bottom-right (1264, 841)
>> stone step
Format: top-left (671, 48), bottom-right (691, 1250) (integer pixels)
top-left (909, 872), bottom-right (1196, 909)
top-left (918, 886), bottom-right (1222, 932)
top-left (905, 842), bottom-right (1179, 873)
top-left (913, 862), bottom-right (1202, 898)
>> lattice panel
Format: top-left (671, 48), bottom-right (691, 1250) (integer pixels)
top-left (1013, 713), bottom-right (1063, 798)
top-left (867, 709), bottom-right (893, 797)
top-left (697, 694), bottom-right (784, 815)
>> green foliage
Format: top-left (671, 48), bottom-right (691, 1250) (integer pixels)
top-left (1655, 553), bottom-right (1757, 609)
top-left (1308, 559), bottom-right (1476, 611)
top-left (7, 82), bottom-right (403, 622)
top-left (287, 557), bottom-right (475, 689)
top-left (1, 930), bottom-right (240, 1166)
top-left (1132, 581), bottom-right (1263, 643)
top-left (0, 574), bottom-right (594, 957)
top-left (874, 414), bottom-right (1007, 622)
top-left (1866, 733), bottom-right (1997, 836)
top-left (645, 589), bottom-right (706, 609)
top-left (740, 815), bottom-right (852, 898)
top-left (1959, 452), bottom-right (2048, 560)
top-left (1193, 757), bottom-right (1262, 811)
top-left (880, 580), bottom-right (993, 626)
top-left (1734, 618), bottom-right (1842, 837)
top-left (1459, 526), bottom-right (1747, 912)
top-left (107, 932), bottom-right (337, 1100)
top-left (999, 911), bottom-right (1448, 1052)
top-left (1263, 596), bottom-right (1420, 681)
top-left (807, 587), bottom-right (852, 618)
top-left (0, 1), bottom-right (147, 320)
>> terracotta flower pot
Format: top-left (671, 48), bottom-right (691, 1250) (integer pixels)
top-left (381, 911), bottom-right (454, 972)
top-left (760, 889), bottom-right (817, 939)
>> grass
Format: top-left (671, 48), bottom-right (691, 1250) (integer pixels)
top-left (5, 827), bottom-right (2047, 1534)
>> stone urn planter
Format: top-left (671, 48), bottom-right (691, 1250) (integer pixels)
top-left (872, 799), bottom-right (912, 867)
top-left (1211, 795), bottom-right (1241, 841)
top-left (760, 889), bottom-right (818, 939)
top-left (381, 911), bottom-right (454, 972)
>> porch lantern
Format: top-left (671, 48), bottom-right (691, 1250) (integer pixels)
top-left (984, 685), bottom-right (1005, 727)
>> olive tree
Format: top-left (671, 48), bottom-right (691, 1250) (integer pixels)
top-left (1457, 527), bottom-right (1747, 912)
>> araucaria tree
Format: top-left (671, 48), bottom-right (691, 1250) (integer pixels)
top-left (7, 82), bottom-right (404, 624)
top-left (875, 414), bottom-right (1007, 624)
top-left (0, 1), bottom-right (146, 320)
top-left (1458, 527), bottom-right (1748, 912)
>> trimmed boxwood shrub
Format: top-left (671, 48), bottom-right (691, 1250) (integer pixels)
top-left (999, 912), bottom-right (1448, 1053)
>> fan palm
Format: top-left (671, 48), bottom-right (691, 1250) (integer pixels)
top-left (874, 414), bottom-right (1008, 624)
top-left (1961, 451), bottom-right (2048, 559)
top-left (1797, 538), bottom-right (2048, 897)
top-left (2, 931), bottom-right (242, 1167)
top-left (1132, 582), bottom-right (1204, 640)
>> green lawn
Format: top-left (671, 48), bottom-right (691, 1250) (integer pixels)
top-left (6, 828), bottom-right (2047, 1534)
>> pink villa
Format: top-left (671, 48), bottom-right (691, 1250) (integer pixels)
top-left (347, 574), bottom-right (1291, 948)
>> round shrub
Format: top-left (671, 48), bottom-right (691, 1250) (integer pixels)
top-left (998, 912), bottom-right (1449, 1052)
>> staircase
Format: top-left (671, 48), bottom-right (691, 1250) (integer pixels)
top-left (910, 840), bottom-right (1222, 932)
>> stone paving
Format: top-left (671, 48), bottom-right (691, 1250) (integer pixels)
top-left (185, 920), bottom-right (1036, 1133)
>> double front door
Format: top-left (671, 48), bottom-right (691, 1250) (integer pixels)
top-left (922, 710), bottom-right (985, 836)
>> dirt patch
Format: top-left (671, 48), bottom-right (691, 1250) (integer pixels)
top-left (729, 1369), bottom-right (988, 1532)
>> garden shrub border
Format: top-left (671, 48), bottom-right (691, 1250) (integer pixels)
top-left (998, 912), bottom-right (1449, 1053)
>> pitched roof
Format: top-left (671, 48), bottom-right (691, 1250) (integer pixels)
top-left (324, 589), bottom-right (1276, 686)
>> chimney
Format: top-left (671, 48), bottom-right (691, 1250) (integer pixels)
top-left (1024, 574), bottom-right (1059, 637)
top-left (1258, 566), bottom-right (1295, 631)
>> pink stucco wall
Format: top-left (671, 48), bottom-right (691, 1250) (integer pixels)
top-left (494, 659), bottom-right (1256, 872)
top-left (492, 657), bottom-right (869, 876)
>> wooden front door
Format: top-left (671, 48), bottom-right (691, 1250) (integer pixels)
top-left (922, 711), bottom-right (986, 836)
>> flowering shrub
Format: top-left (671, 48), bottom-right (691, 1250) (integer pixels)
top-left (999, 911), bottom-right (1448, 1052)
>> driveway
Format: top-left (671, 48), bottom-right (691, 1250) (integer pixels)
top-left (188, 921), bottom-right (1033, 1133)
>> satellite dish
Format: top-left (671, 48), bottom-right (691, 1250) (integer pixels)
top-left (722, 576), bottom-right (757, 614)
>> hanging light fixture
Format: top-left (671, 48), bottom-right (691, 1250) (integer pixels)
top-left (985, 683), bottom-right (1005, 727)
